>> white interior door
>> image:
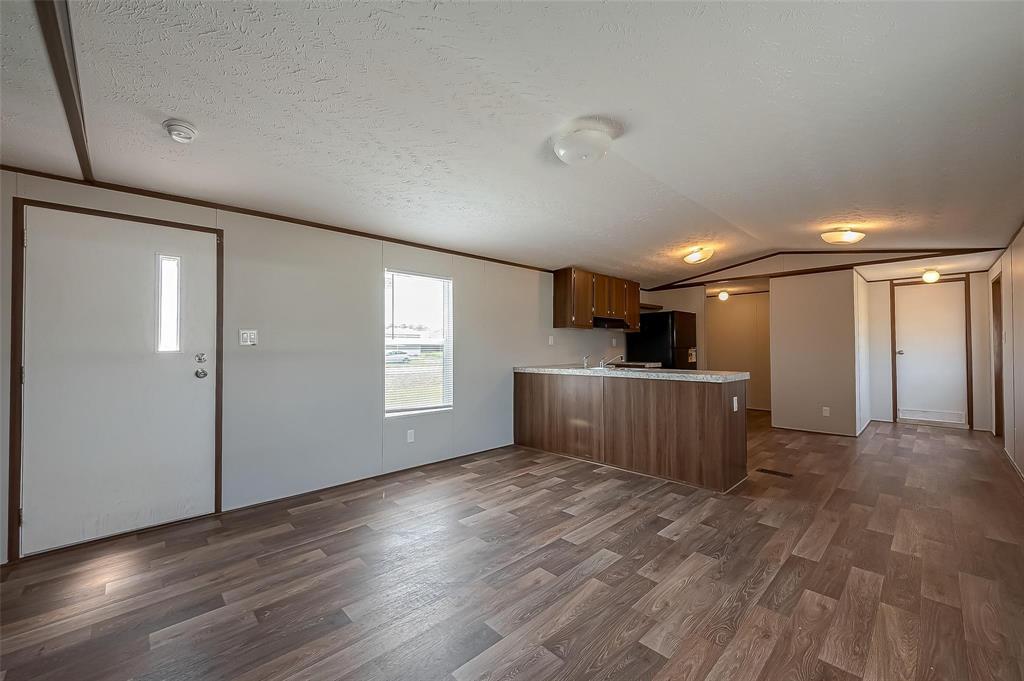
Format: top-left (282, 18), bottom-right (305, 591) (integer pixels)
top-left (20, 206), bottom-right (218, 556)
top-left (894, 281), bottom-right (967, 427)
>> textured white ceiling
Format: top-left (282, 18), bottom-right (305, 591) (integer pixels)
top-left (0, 0), bottom-right (81, 178)
top-left (3, 2), bottom-right (1022, 286)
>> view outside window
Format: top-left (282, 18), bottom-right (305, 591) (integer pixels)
top-left (384, 270), bottom-right (453, 413)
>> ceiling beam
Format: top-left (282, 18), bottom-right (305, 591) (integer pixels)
top-left (645, 248), bottom-right (1004, 291)
top-left (34, 0), bottom-right (93, 181)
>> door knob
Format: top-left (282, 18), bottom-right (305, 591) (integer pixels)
top-left (195, 368), bottom-right (208, 379)
top-left (896, 350), bottom-right (905, 355)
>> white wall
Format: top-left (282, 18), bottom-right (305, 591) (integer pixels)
top-left (970, 272), bottom-right (993, 432)
top-left (770, 270), bottom-right (858, 435)
top-left (705, 292), bottom-right (771, 410)
top-left (866, 281), bottom-right (893, 421)
top-left (0, 171), bottom-right (621, 562)
top-left (640, 287), bottom-right (706, 369)
top-left (854, 273), bottom-right (871, 434)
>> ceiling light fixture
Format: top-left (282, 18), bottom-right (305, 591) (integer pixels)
top-left (163, 119), bottom-right (198, 144)
top-left (552, 126), bottom-right (612, 165)
top-left (683, 247), bottom-right (714, 265)
top-left (820, 228), bottom-right (866, 245)
top-left (922, 270), bottom-right (941, 284)
top-left (718, 291), bottom-right (730, 301)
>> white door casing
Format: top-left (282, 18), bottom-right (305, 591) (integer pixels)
top-left (894, 281), bottom-right (968, 427)
top-left (20, 206), bottom-right (218, 555)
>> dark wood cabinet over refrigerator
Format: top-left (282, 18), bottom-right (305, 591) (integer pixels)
top-left (553, 266), bottom-right (641, 331)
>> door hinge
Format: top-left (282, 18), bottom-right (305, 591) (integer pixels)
top-left (17, 508), bottom-right (23, 527)
top-left (20, 366), bottom-right (25, 384)
top-left (22, 229), bottom-right (27, 248)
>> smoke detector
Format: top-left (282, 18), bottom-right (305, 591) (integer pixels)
top-left (163, 119), bottom-right (198, 144)
top-left (552, 118), bottom-right (619, 165)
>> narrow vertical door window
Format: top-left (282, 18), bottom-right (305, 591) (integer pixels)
top-left (157, 255), bottom-right (181, 352)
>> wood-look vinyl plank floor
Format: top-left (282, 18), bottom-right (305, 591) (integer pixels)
top-left (2, 412), bottom-right (1024, 680)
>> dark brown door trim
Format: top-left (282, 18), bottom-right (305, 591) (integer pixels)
top-left (993, 274), bottom-right (1004, 438)
top-left (7, 198), bottom-right (224, 561)
top-left (890, 277), bottom-right (974, 430)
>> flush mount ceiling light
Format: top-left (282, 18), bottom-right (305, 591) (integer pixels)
top-left (552, 125), bottom-right (613, 165)
top-left (820, 228), bottom-right (866, 245)
top-left (922, 270), bottom-right (941, 283)
top-left (718, 291), bottom-right (730, 301)
top-left (163, 119), bottom-right (198, 144)
top-left (683, 247), bottom-right (714, 264)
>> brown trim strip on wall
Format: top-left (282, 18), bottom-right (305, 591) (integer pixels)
top-left (7, 198), bottom-right (225, 561)
top-left (0, 165), bottom-right (550, 274)
top-left (33, 1), bottom-right (93, 182)
top-left (966, 275), bottom-right (974, 430)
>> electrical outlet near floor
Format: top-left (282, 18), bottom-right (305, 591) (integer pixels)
top-left (406, 429), bottom-right (415, 443)
top-left (822, 406), bottom-right (830, 417)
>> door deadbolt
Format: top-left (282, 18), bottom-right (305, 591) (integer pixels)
top-left (195, 352), bottom-right (207, 363)
top-left (195, 368), bottom-right (208, 379)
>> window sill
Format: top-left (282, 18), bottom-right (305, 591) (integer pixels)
top-left (385, 407), bottom-right (453, 419)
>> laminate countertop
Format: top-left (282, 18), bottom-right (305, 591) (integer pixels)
top-left (513, 364), bottom-right (750, 383)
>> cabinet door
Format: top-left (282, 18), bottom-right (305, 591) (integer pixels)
top-left (610, 278), bottom-right (627, 318)
top-left (593, 273), bottom-right (611, 317)
top-left (625, 280), bottom-right (641, 330)
top-left (571, 268), bottom-right (594, 328)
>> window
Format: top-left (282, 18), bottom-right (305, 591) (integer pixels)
top-left (157, 255), bottom-right (181, 352)
top-left (384, 270), bottom-right (453, 413)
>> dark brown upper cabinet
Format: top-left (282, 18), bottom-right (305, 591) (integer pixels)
top-left (553, 266), bottom-right (594, 328)
top-left (553, 267), bottom-right (641, 331)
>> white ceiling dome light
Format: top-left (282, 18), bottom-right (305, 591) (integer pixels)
top-left (922, 269), bottom-right (941, 283)
top-left (718, 291), bottom-right (730, 301)
top-left (820, 228), bottom-right (866, 245)
top-left (163, 119), bottom-right (198, 144)
top-left (683, 247), bottom-right (714, 264)
top-left (552, 121), bottom-right (613, 165)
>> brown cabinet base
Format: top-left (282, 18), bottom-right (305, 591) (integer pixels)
top-left (514, 373), bottom-right (747, 492)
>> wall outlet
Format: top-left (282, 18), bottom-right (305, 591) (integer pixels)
top-left (406, 429), bottom-right (415, 443)
top-left (611, 337), bottom-right (618, 347)
top-left (822, 406), bottom-right (830, 417)
top-left (239, 329), bottom-right (258, 346)
top-left (548, 335), bottom-right (554, 346)
top-left (732, 396), bottom-right (739, 412)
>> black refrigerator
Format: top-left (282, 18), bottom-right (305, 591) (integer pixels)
top-left (625, 311), bottom-right (698, 369)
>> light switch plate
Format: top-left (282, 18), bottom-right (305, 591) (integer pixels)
top-left (611, 337), bottom-right (617, 347)
top-left (239, 329), bottom-right (258, 346)
top-left (548, 335), bottom-right (554, 346)
top-left (406, 429), bottom-right (415, 443)
top-left (732, 396), bottom-right (738, 412)
top-left (822, 406), bottom-right (830, 417)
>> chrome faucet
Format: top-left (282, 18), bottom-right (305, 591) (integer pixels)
top-left (600, 353), bottom-right (624, 368)
top-left (582, 354), bottom-right (593, 368)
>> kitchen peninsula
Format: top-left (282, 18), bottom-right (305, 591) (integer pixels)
top-left (514, 366), bottom-right (750, 491)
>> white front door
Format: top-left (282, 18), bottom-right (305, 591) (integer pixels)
top-left (20, 206), bottom-right (218, 556)
top-left (894, 281), bottom-right (968, 427)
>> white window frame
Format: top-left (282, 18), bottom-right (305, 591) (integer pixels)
top-left (156, 254), bottom-right (181, 353)
top-left (384, 268), bottom-right (454, 415)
